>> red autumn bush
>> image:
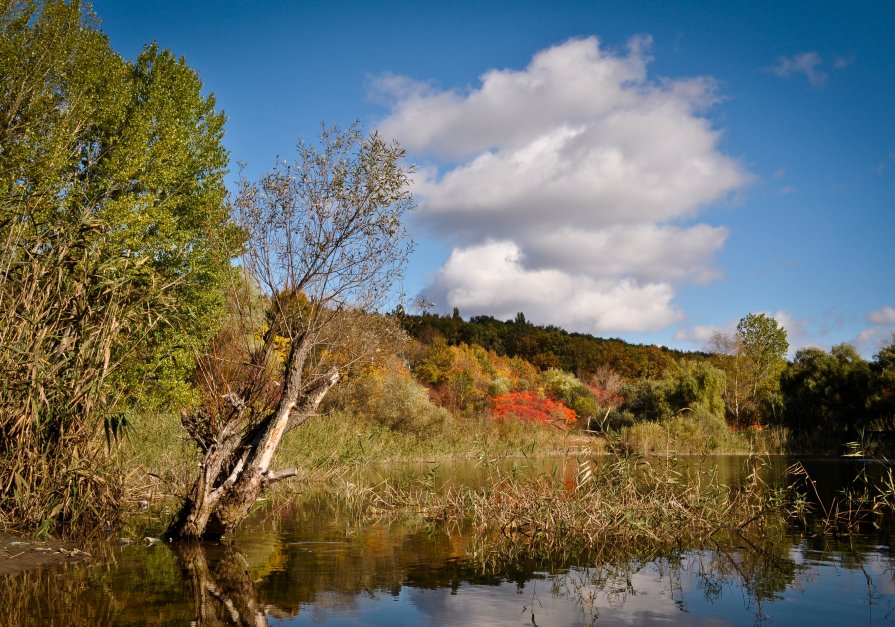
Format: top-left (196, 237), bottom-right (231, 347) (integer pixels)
top-left (492, 391), bottom-right (576, 430)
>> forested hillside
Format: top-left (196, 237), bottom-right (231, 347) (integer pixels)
top-left (399, 310), bottom-right (709, 380)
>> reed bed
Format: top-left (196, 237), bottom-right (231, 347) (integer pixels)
top-left (331, 454), bottom-right (793, 571)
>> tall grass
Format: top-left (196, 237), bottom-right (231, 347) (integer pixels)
top-left (116, 405), bottom-right (580, 534)
top-left (115, 410), bottom-right (199, 514)
top-left (616, 410), bottom-right (787, 455)
top-left (788, 461), bottom-right (895, 535)
top-left (274, 410), bottom-right (577, 470)
top-left (328, 453), bottom-right (793, 571)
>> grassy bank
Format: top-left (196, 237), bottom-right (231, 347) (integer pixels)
top-left (615, 411), bottom-right (788, 456)
top-left (118, 408), bottom-right (587, 532)
top-left (119, 405), bottom-right (799, 535)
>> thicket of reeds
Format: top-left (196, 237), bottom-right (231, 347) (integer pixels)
top-left (329, 452), bottom-right (895, 573)
top-left (328, 454), bottom-right (793, 571)
top-left (116, 407), bottom-right (583, 536)
top-left (788, 460), bottom-right (895, 536)
top-left (0, 212), bottom-right (147, 535)
top-left (615, 410), bottom-right (789, 456)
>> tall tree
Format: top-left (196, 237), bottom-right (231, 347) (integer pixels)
top-left (169, 124), bottom-right (414, 540)
top-left (710, 313), bottom-right (788, 426)
top-left (0, 0), bottom-right (239, 532)
top-left (869, 335), bottom-right (895, 429)
top-left (737, 313), bottom-right (789, 401)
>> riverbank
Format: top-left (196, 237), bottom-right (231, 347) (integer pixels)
top-left (4, 403), bottom-right (791, 552)
top-left (0, 532), bottom-right (92, 576)
top-left (6, 457), bottom-right (895, 626)
top-left (119, 406), bottom-right (803, 537)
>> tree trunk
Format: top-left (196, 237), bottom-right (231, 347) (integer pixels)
top-left (167, 363), bottom-right (339, 541)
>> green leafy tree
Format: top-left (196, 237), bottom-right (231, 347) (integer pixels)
top-left (780, 344), bottom-right (872, 440)
top-left (620, 361), bottom-right (725, 424)
top-left (870, 336), bottom-right (895, 427)
top-left (622, 379), bottom-right (673, 422)
top-left (711, 313), bottom-right (788, 426)
top-left (665, 360), bottom-right (727, 419)
top-left (738, 314), bottom-right (789, 405)
top-left (0, 1), bottom-right (239, 532)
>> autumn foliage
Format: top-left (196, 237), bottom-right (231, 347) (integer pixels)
top-left (590, 385), bottom-right (623, 409)
top-left (492, 391), bottom-right (576, 430)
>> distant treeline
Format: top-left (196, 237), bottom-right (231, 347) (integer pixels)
top-left (400, 310), bottom-right (895, 453)
top-left (399, 310), bottom-right (711, 380)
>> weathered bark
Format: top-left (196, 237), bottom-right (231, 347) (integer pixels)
top-left (167, 358), bottom-right (339, 541)
top-left (204, 367), bottom-right (338, 537)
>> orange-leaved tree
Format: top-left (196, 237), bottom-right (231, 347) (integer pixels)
top-left (492, 391), bottom-right (576, 430)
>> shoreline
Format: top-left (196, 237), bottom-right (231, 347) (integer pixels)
top-left (0, 532), bottom-right (92, 576)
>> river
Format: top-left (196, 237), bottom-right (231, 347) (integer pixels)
top-left (3, 456), bottom-right (895, 625)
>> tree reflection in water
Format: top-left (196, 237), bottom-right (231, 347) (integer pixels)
top-left (5, 460), bottom-right (895, 625)
top-left (1, 522), bottom-right (894, 625)
top-left (174, 542), bottom-right (269, 626)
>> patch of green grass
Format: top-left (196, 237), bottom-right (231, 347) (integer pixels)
top-left (273, 410), bottom-right (579, 472)
top-left (616, 411), bottom-right (787, 455)
top-left (115, 410), bottom-right (198, 531)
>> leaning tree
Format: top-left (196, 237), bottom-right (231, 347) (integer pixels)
top-left (168, 124), bottom-right (414, 540)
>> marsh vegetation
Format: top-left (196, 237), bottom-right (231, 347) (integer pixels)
top-left (6, 457), bottom-right (895, 625)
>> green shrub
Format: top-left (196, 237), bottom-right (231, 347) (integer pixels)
top-left (618, 420), bottom-right (670, 454)
top-left (619, 409), bottom-right (751, 455)
top-left (622, 379), bottom-right (673, 422)
top-left (541, 368), bottom-right (599, 424)
top-left (348, 370), bottom-right (451, 435)
top-left (621, 361), bottom-right (727, 425)
top-left (666, 361), bottom-right (727, 419)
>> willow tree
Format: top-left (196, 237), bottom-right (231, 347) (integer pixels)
top-left (168, 124), bottom-right (414, 540)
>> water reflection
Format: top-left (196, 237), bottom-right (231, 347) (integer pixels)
top-left (3, 457), bottom-right (895, 625)
top-left (174, 542), bottom-right (269, 626)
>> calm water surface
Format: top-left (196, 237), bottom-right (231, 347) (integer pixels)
top-left (4, 456), bottom-right (895, 625)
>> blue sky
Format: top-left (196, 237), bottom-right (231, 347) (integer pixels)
top-left (92, 0), bottom-right (894, 356)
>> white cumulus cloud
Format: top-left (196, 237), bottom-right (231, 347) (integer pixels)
top-left (373, 37), bottom-right (750, 332)
top-left (772, 310), bottom-right (812, 351)
top-left (429, 241), bottom-right (682, 333)
top-left (855, 306), bottom-right (895, 355)
top-left (868, 306), bottom-right (895, 325)
top-left (673, 322), bottom-right (733, 346)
